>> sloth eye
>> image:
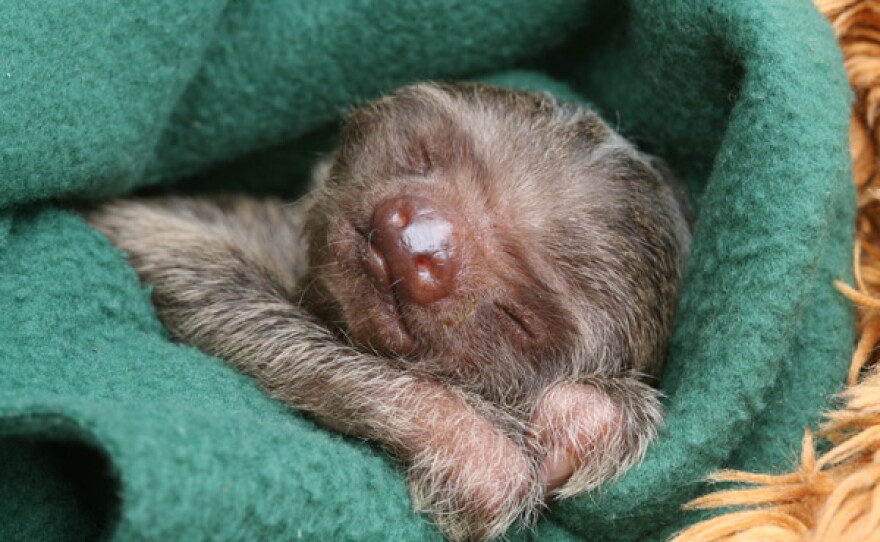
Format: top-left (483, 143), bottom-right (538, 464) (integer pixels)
top-left (494, 303), bottom-right (535, 339)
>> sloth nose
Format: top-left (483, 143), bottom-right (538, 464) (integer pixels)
top-left (367, 195), bottom-right (461, 305)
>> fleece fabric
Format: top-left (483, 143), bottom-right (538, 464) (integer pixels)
top-left (0, 1), bottom-right (854, 541)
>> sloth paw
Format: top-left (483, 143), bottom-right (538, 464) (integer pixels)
top-left (530, 379), bottom-right (661, 498)
top-left (406, 404), bottom-right (537, 541)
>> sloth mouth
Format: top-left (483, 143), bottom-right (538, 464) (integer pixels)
top-left (375, 293), bottom-right (417, 354)
top-left (350, 223), bottom-right (417, 354)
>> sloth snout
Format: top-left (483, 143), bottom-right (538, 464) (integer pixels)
top-left (368, 194), bottom-right (461, 305)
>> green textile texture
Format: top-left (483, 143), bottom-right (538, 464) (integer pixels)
top-left (0, 1), bottom-right (855, 541)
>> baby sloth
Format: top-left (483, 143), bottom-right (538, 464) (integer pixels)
top-left (86, 82), bottom-right (692, 541)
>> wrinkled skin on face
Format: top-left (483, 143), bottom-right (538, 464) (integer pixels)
top-left (85, 83), bottom-right (691, 541)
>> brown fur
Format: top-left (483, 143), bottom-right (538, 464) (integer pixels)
top-left (84, 82), bottom-right (691, 541)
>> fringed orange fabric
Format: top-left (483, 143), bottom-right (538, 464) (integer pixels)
top-left (671, 1), bottom-right (880, 540)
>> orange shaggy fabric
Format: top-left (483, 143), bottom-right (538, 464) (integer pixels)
top-left (672, 1), bottom-right (880, 541)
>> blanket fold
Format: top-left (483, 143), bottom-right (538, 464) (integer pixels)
top-left (0, 1), bottom-right (855, 540)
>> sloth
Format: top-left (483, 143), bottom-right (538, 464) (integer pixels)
top-left (85, 82), bottom-right (692, 541)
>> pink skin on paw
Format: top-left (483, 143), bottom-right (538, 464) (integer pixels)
top-left (401, 386), bottom-right (532, 534)
top-left (428, 417), bottom-right (530, 518)
top-left (539, 448), bottom-right (576, 494)
top-left (531, 382), bottom-right (620, 496)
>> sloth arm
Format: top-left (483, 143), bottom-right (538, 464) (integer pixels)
top-left (84, 196), bottom-right (537, 540)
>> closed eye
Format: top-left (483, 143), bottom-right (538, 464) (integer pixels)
top-left (494, 303), bottom-right (535, 339)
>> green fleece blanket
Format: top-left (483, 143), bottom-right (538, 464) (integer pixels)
top-left (0, 1), bottom-right (855, 540)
